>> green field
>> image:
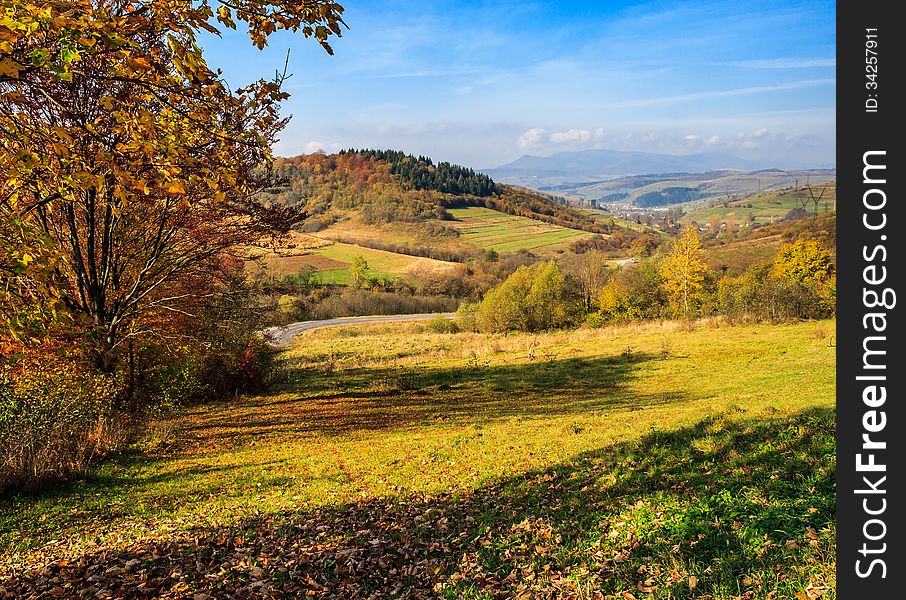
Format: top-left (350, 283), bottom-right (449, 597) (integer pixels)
top-left (2, 320), bottom-right (835, 598)
top-left (447, 207), bottom-right (593, 253)
top-left (682, 185), bottom-right (836, 227)
top-left (256, 240), bottom-right (458, 284)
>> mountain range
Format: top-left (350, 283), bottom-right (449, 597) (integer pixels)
top-left (482, 149), bottom-right (827, 187)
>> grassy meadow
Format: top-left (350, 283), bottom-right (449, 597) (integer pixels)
top-left (681, 185), bottom-right (836, 227)
top-left (702, 235), bottom-right (787, 275)
top-left (247, 237), bottom-right (459, 284)
top-left (1, 319), bottom-right (836, 598)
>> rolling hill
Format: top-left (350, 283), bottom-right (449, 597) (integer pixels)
top-left (559, 169), bottom-right (836, 207)
top-left (263, 150), bottom-right (610, 234)
top-left (248, 150), bottom-right (635, 282)
top-left (482, 149), bottom-right (768, 187)
top-left (248, 149), bottom-right (835, 286)
top-left (679, 182), bottom-right (837, 226)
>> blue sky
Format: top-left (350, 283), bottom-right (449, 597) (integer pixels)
top-left (200, 0), bottom-right (836, 169)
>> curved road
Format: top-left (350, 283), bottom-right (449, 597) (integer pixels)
top-left (262, 313), bottom-right (456, 346)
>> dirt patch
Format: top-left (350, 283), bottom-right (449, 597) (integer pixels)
top-left (400, 259), bottom-right (461, 277)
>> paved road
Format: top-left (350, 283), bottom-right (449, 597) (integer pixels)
top-left (262, 313), bottom-right (457, 346)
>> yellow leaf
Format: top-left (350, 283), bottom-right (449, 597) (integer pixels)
top-left (165, 181), bottom-right (186, 195)
top-left (125, 56), bottom-right (152, 71)
top-left (0, 57), bottom-right (20, 78)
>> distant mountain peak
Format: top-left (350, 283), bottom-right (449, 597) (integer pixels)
top-left (482, 148), bottom-right (790, 187)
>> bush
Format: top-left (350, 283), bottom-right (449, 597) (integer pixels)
top-left (584, 312), bottom-right (609, 328)
top-left (455, 302), bottom-right (480, 332)
top-left (716, 239), bottom-right (836, 322)
top-left (476, 262), bottom-right (581, 333)
top-left (425, 315), bottom-right (457, 334)
top-left (0, 346), bottom-right (122, 493)
top-left (717, 258), bottom-right (834, 323)
top-left (298, 215), bottom-right (335, 232)
top-left (195, 339), bottom-right (279, 400)
top-left (309, 289), bottom-right (459, 319)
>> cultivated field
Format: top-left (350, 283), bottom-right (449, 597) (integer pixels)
top-left (1, 319), bottom-right (836, 598)
top-left (447, 207), bottom-right (593, 254)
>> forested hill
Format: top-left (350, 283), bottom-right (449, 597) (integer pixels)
top-left (263, 150), bottom-right (610, 234)
top-left (343, 149), bottom-right (497, 196)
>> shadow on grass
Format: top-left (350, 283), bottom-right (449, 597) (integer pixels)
top-left (2, 408), bottom-right (836, 599)
top-left (0, 352), bottom-right (683, 559)
top-left (181, 352), bottom-right (688, 444)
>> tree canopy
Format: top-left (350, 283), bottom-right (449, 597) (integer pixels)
top-left (1, 0), bottom-right (345, 352)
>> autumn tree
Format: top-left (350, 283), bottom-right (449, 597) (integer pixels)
top-left (772, 238), bottom-right (836, 312)
top-left (349, 255), bottom-right (369, 289)
top-left (1, 1), bottom-right (346, 360)
top-left (661, 224), bottom-right (707, 319)
top-left (594, 259), bottom-right (665, 324)
top-left (477, 262), bottom-right (580, 333)
top-left (562, 250), bottom-right (611, 313)
top-left (772, 239), bottom-right (834, 284)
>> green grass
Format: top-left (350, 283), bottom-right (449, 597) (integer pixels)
top-left (282, 241), bottom-right (457, 283)
top-left (313, 241), bottom-right (422, 272)
top-left (0, 320), bottom-right (836, 597)
top-left (682, 185), bottom-right (836, 227)
top-left (310, 266), bottom-right (395, 285)
top-left (447, 207), bottom-right (592, 253)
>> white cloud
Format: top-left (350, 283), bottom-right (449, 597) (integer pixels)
top-left (304, 141), bottom-right (342, 153)
top-left (754, 128), bottom-right (769, 137)
top-left (594, 127), bottom-right (605, 138)
top-left (706, 135), bottom-right (721, 144)
top-left (550, 128), bottom-right (593, 143)
top-left (684, 134), bottom-right (699, 142)
top-left (517, 127), bottom-right (547, 149)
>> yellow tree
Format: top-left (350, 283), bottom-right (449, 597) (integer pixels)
top-left (1, 0), bottom-right (346, 358)
top-left (661, 224), bottom-right (707, 319)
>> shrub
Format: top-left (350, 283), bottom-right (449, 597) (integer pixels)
top-left (309, 289), bottom-right (459, 320)
top-left (584, 312), bottom-right (609, 328)
top-left (0, 346), bottom-right (122, 493)
top-left (195, 338), bottom-right (278, 400)
top-left (772, 239), bottom-right (835, 284)
top-left (717, 251), bottom-right (835, 323)
top-left (455, 302), bottom-right (480, 332)
top-left (298, 215), bottom-right (335, 232)
top-left (426, 316), bottom-right (457, 334)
